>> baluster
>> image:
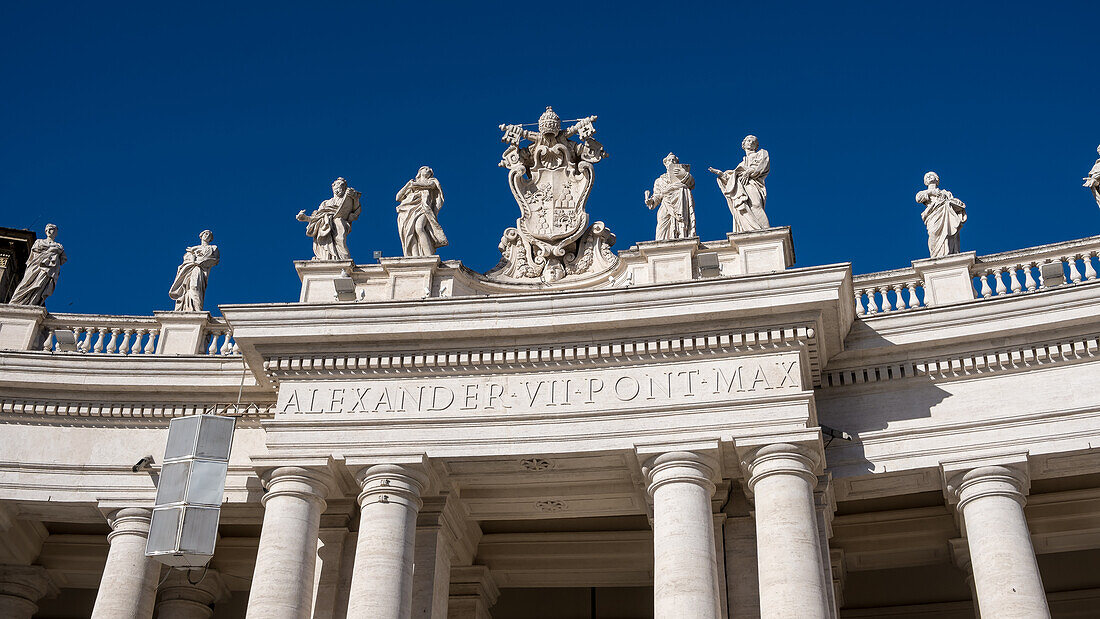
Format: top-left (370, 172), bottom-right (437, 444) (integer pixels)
top-left (878, 287), bottom-right (893, 311)
top-left (1084, 252), bottom-right (1098, 281)
top-left (1009, 266), bottom-right (1022, 293)
top-left (144, 329), bottom-right (158, 354)
top-left (994, 267), bottom-right (1008, 296)
top-left (1022, 263), bottom-right (1037, 292)
top-left (105, 328), bottom-right (121, 354)
top-left (866, 289), bottom-right (879, 314)
top-left (119, 329), bottom-right (133, 355)
top-left (978, 271), bottom-right (993, 298)
top-left (907, 282), bottom-right (921, 308)
top-left (131, 329), bottom-right (146, 354)
top-left (207, 331), bottom-right (221, 355)
top-left (72, 326), bottom-right (85, 352)
top-left (854, 293), bottom-right (865, 316)
top-left (1067, 255), bottom-right (1083, 284)
top-left (42, 330), bottom-right (55, 352)
top-left (93, 327), bottom-right (107, 353)
top-left (220, 333), bottom-right (233, 355)
top-left (890, 284), bottom-right (904, 310)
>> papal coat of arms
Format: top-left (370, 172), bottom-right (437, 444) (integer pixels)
top-left (486, 107), bottom-right (618, 283)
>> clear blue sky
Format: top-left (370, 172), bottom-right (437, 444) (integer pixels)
top-left (3, 2), bottom-right (1098, 316)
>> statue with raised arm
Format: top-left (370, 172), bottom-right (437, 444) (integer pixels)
top-left (169, 230), bottom-right (220, 311)
top-left (1084, 145), bottom-right (1100, 209)
top-left (645, 153), bottom-right (696, 241)
top-left (297, 177), bottom-right (362, 261)
top-left (916, 171), bottom-right (967, 259)
top-left (10, 223), bottom-right (66, 306)
top-left (396, 166), bottom-right (448, 257)
top-left (709, 135), bottom-right (771, 233)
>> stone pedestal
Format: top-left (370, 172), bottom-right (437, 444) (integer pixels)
top-left (944, 459), bottom-right (1049, 618)
top-left (634, 239), bottom-right (700, 284)
top-left (91, 507), bottom-right (162, 619)
top-left (380, 256), bottom-right (443, 300)
top-left (346, 464), bottom-right (428, 619)
top-left (294, 260), bottom-right (356, 303)
top-left (644, 451), bottom-right (722, 619)
top-left (0, 305), bottom-right (47, 351)
top-left (742, 443), bottom-right (828, 619)
top-left (154, 311), bottom-right (211, 355)
top-left (246, 466), bottom-right (333, 619)
top-left (447, 566), bottom-right (499, 619)
top-left (155, 568), bottom-right (229, 619)
top-left (729, 227), bottom-right (794, 275)
top-left (0, 565), bottom-right (56, 619)
top-left (912, 252), bottom-right (976, 307)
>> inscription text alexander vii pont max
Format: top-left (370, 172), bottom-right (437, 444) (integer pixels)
top-left (277, 356), bottom-right (802, 416)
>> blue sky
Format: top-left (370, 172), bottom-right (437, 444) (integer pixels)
top-left (2, 2), bottom-right (1098, 315)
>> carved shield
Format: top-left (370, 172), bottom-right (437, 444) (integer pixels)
top-left (509, 163), bottom-right (593, 245)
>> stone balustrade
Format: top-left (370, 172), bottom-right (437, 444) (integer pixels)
top-left (853, 268), bottom-right (925, 317)
top-left (970, 236), bottom-right (1100, 299)
top-left (854, 235), bottom-right (1100, 317)
top-left (40, 314), bottom-right (161, 354)
top-left (0, 308), bottom-right (238, 356)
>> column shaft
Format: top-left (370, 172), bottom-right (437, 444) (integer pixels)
top-left (91, 507), bottom-right (161, 619)
top-left (723, 515), bottom-right (759, 618)
top-left (346, 464), bottom-right (427, 619)
top-left (245, 467), bottom-right (331, 619)
top-left (646, 451), bottom-right (721, 619)
top-left (743, 443), bottom-right (828, 619)
top-left (954, 466), bottom-right (1049, 618)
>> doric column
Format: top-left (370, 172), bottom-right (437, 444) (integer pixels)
top-left (949, 538), bottom-right (979, 619)
top-left (447, 565), bottom-right (499, 619)
top-left (246, 466), bottom-right (333, 619)
top-left (313, 525), bottom-right (350, 619)
top-left (0, 565), bottom-right (56, 619)
top-left (723, 514), bottom-right (759, 618)
top-left (644, 451), bottom-right (722, 619)
top-left (346, 464), bottom-right (428, 619)
top-left (91, 507), bottom-right (162, 619)
top-left (742, 443), bottom-right (828, 619)
top-left (155, 568), bottom-right (229, 619)
top-left (814, 475), bottom-right (839, 619)
top-left (413, 495), bottom-right (460, 619)
top-left (945, 461), bottom-right (1049, 618)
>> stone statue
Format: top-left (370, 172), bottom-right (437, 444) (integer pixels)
top-left (297, 177), bottom-right (362, 261)
top-left (9, 223), bottom-right (66, 306)
top-left (168, 230), bottom-right (220, 311)
top-left (395, 166), bottom-right (448, 257)
top-left (915, 171), bottom-right (967, 259)
top-left (489, 106), bottom-right (617, 283)
top-left (645, 153), bottom-right (696, 241)
top-left (709, 135), bottom-right (771, 233)
top-left (1084, 145), bottom-right (1100, 209)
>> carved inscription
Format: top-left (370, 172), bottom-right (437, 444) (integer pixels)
top-left (276, 356), bottom-right (802, 417)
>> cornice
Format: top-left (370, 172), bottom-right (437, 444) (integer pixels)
top-left (261, 323), bottom-right (821, 385)
top-left (0, 398), bottom-right (274, 423)
top-left (0, 350), bottom-right (262, 392)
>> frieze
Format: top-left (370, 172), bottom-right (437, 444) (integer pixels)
top-left (276, 354), bottom-right (804, 417)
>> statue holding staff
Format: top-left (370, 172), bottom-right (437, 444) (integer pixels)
top-left (10, 223), bottom-right (66, 306)
top-left (709, 134), bottom-right (770, 233)
top-left (395, 166), bottom-right (448, 257)
top-left (297, 177), bottom-right (362, 261)
top-left (1084, 145), bottom-right (1100, 209)
top-left (915, 171), bottom-right (967, 259)
top-left (644, 153), bottom-right (696, 241)
top-left (168, 230), bottom-right (219, 311)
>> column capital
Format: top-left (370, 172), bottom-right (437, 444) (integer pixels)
top-left (260, 466), bottom-right (335, 509)
top-left (740, 442), bottom-right (821, 495)
top-left (0, 565), bottom-right (57, 610)
top-left (157, 568), bottom-right (229, 613)
top-left (103, 507), bottom-right (153, 543)
top-left (941, 453), bottom-right (1030, 509)
top-left (449, 565), bottom-right (500, 605)
top-left (642, 450), bottom-right (719, 497)
top-left (948, 537), bottom-right (972, 573)
top-left (354, 463), bottom-right (429, 510)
